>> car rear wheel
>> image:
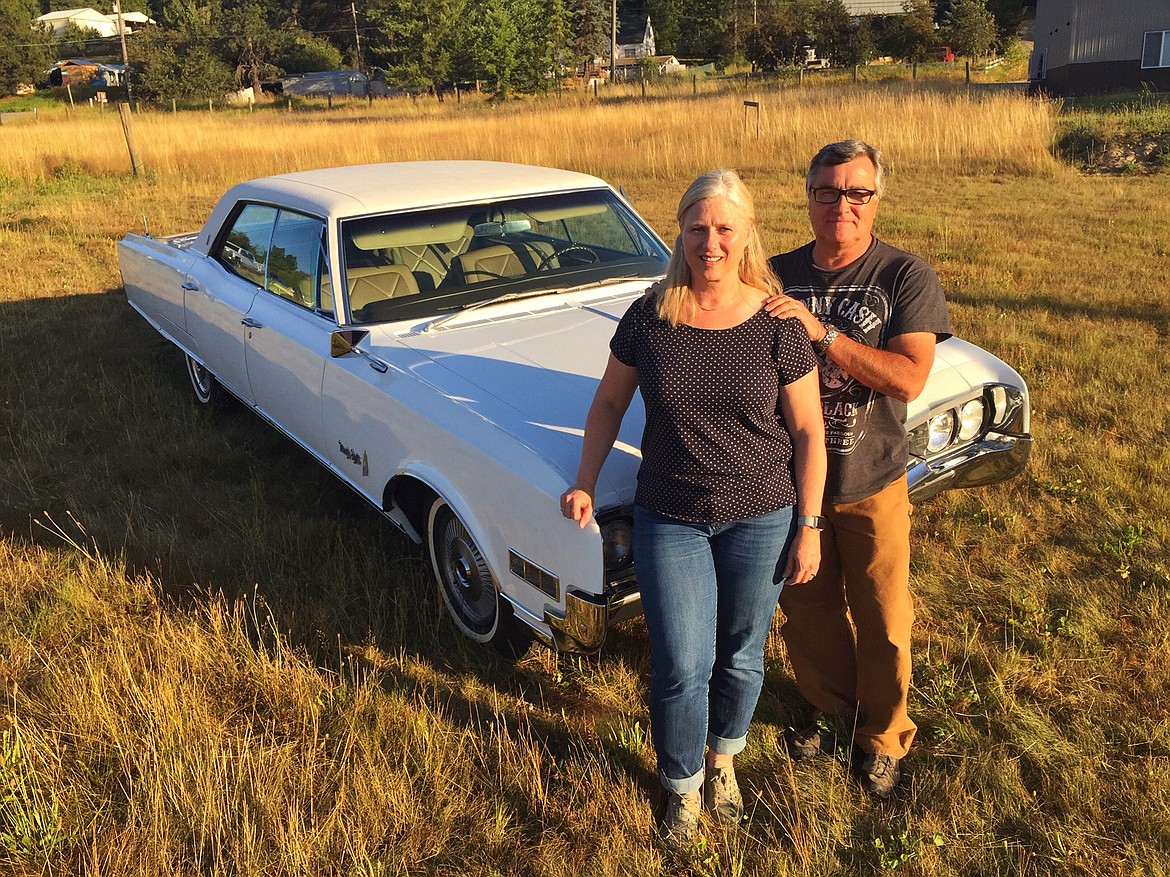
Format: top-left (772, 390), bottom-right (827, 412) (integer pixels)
top-left (185, 354), bottom-right (226, 407)
top-left (426, 498), bottom-right (532, 658)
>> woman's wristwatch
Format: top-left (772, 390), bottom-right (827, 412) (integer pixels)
top-left (796, 515), bottom-right (826, 530)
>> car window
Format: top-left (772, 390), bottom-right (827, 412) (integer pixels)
top-left (216, 203), bottom-right (277, 287)
top-left (266, 210), bottom-right (327, 310)
top-left (338, 188), bottom-right (669, 324)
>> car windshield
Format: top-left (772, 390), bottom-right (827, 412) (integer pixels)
top-left (338, 188), bottom-right (669, 324)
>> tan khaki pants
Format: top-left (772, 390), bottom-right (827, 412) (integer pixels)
top-left (778, 476), bottom-right (917, 758)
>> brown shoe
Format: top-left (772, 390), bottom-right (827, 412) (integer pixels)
top-left (860, 753), bottom-right (901, 798)
top-left (786, 722), bottom-right (824, 762)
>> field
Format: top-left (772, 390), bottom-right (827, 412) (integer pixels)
top-left (1, 81), bottom-right (1168, 875)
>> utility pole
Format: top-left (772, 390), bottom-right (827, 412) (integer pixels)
top-left (351, 2), bottom-right (363, 72)
top-left (610, 0), bottom-right (617, 86)
top-left (115, 0), bottom-right (132, 102)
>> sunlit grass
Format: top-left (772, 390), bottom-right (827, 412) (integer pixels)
top-left (1, 81), bottom-right (1168, 874)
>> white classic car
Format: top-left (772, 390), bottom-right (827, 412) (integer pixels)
top-left (118, 161), bottom-right (1031, 655)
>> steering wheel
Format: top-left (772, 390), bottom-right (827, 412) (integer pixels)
top-left (535, 244), bottom-right (600, 272)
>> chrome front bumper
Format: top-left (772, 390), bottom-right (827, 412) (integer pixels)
top-left (907, 430), bottom-right (1032, 504)
top-left (542, 580), bottom-right (641, 654)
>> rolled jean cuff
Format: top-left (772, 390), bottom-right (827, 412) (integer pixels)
top-left (706, 731), bottom-right (748, 757)
top-left (658, 766), bottom-right (704, 795)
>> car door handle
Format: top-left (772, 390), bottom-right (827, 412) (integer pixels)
top-left (241, 317), bottom-right (263, 328)
top-left (181, 280), bottom-right (199, 290)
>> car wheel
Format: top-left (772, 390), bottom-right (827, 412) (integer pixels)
top-left (185, 354), bottom-right (226, 407)
top-left (426, 498), bottom-right (532, 658)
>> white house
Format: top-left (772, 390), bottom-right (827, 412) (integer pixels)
top-left (616, 16), bottom-right (655, 61)
top-left (36, 8), bottom-right (120, 37)
top-left (35, 7), bottom-right (156, 38)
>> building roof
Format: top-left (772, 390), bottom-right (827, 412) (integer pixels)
top-left (840, 0), bottom-right (908, 13)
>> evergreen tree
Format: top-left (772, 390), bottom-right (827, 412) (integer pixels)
top-left (984, 0), bottom-right (1024, 41)
top-left (366, 0), bottom-right (469, 91)
top-left (566, 0), bottom-right (609, 64)
top-left (678, 0), bottom-right (732, 64)
top-left (474, 0), bottom-right (519, 96)
top-left (0, 0), bottom-right (52, 92)
top-left (645, 0), bottom-right (679, 55)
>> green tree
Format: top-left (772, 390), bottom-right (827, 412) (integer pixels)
top-left (884, 0), bottom-right (937, 62)
top-left (678, 0), bottom-right (733, 64)
top-left (54, 21), bottom-right (113, 58)
top-left (367, 0), bottom-right (469, 91)
top-left (513, 0), bottom-right (571, 91)
top-left (811, 0), bottom-right (859, 66)
top-left (272, 30), bottom-right (343, 74)
top-left (646, 0), bottom-right (681, 55)
top-left (474, 0), bottom-right (520, 97)
top-left (744, 1), bottom-right (809, 71)
top-left (944, 0), bottom-right (996, 58)
top-left (129, 15), bottom-right (234, 100)
top-left (984, 0), bottom-right (1024, 40)
top-left (220, 0), bottom-right (282, 92)
top-left (566, 0), bottom-right (610, 62)
top-left (0, 0), bottom-right (52, 93)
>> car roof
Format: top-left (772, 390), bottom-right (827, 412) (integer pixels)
top-left (235, 161), bottom-right (612, 218)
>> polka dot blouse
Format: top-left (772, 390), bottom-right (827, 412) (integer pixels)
top-left (611, 293), bottom-right (817, 524)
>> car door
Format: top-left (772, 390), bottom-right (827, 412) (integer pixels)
top-left (244, 209), bottom-right (333, 454)
top-left (184, 203), bottom-right (278, 405)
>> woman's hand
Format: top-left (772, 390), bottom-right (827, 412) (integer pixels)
top-left (763, 293), bottom-right (822, 343)
top-left (560, 485), bottom-right (595, 528)
top-left (783, 526), bottom-right (821, 585)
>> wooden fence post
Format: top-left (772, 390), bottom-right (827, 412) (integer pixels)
top-left (743, 100), bottom-right (760, 139)
top-left (117, 102), bottom-right (143, 177)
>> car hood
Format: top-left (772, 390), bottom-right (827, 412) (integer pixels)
top-left (382, 288), bottom-right (648, 509)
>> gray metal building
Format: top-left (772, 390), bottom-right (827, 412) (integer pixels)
top-left (1030, 0), bottom-right (1170, 94)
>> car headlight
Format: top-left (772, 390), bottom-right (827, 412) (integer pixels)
top-left (957, 398), bottom-right (984, 441)
top-left (926, 410), bottom-right (955, 454)
top-left (990, 385), bottom-right (1009, 425)
top-left (600, 519), bottom-right (633, 570)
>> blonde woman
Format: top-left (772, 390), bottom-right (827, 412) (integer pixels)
top-left (561, 169), bottom-right (826, 848)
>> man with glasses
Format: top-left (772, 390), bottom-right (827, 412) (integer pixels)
top-left (764, 139), bottom-right (952, 797)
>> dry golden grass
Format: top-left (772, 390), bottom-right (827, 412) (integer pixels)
top-left (0, 83), bottom-right (1054, 299)
top-left (1, 82), bottom-right (1168, 875)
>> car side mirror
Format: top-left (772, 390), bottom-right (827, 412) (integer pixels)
top-left (330, 329), bottom-right (369, 358)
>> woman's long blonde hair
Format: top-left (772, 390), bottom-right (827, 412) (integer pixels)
top-left (654, 168), bottom-right (780, 327)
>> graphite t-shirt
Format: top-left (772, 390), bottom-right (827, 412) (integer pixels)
top-left (610, 292), bottom-right (817, 524)
top-left (769, 237), bottom-right (952, 504)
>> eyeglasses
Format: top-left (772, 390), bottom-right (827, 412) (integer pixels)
top-left (810, 187), bottom-right (877, 205)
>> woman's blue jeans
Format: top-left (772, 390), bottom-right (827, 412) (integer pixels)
top-left (633, 504), bottom-right (795, 793)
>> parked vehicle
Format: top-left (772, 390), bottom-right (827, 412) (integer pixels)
top-left (802, 46), bottom-right (831, 68)
top-left (932, 46), bottom-right (956, 62)
top-left (118, 161), bottom-right (1031, 656)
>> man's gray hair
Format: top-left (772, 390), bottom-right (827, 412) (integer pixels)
top-left (806, 139), bottom-right (886, 198)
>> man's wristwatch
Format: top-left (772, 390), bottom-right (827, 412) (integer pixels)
top-left (796, 515), bottom-right (827, 530)
top-left (814, 323), bottom-right (839, 354)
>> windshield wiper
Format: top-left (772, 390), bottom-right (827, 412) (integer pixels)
top-left (420, 274), bottom-right (647, 333)
top-left (421, 288), bottom-right (565, 333)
